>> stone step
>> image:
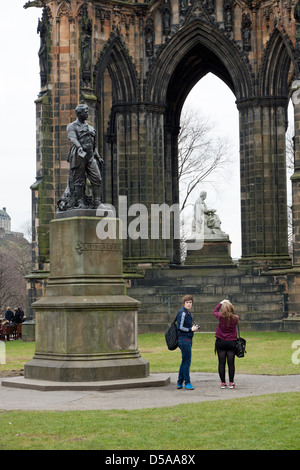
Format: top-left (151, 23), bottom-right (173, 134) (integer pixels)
top-left (130, 291), bottom-right (283, 305)
top-left (129, 265), bottom-right (289, 332)
top-left (136, 300), bottom-right (284, 316)
top-left (130, 281), bottom-right (282, 293)
top-left (131, 276), bottom-right (276, 290)
top-left (138, 310), bottom-right (284, 323)
top-left (138, 319), bottom-right (290, 334)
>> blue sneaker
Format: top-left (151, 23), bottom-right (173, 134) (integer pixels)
top-left (185, 383), bottom-right (194, 390)
top-left (177, 382), bottom-right (183, 389)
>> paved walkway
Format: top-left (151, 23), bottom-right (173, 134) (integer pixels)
top-left (0, 373), bottom-right (299, 411)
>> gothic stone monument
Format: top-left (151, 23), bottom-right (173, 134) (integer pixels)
top-left (24, 0), bottom-right (300, 328)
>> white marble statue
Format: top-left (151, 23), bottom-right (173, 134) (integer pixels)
top-left (191, 190), bottom-right (228, 239)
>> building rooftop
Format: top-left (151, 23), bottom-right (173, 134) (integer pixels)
top-left (0, 207), bottom-right (12, 233)
top-left (0, 207), bottom-right (10, 219)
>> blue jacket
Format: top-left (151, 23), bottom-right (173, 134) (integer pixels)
top-left (177, 307), bottom-right (194, 339)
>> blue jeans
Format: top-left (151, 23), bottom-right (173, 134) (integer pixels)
top-left (178, 338), bottom-right (192, 385)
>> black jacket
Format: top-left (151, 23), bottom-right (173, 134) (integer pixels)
top-left (176, 307), bottom-right (194, 339)
top-left (5, 310), bottom-right (14, 322)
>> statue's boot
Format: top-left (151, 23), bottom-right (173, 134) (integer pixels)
top-left (92, 185), bottom-right (102, 208)
top-left (75, 185), bottom-right (86, 208)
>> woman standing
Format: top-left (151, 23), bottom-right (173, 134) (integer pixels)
top-left (213, 300), bottom-right (239, 389)
top-left (177, 295), bottom-right (199, 390)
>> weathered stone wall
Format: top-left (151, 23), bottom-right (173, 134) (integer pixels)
top-left (128, 264), bottom-right (292, 332)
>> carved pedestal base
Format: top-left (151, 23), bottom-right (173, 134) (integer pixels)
top-left (24, 216), bottom-right (150, 383)
top-left (185, 237), bottom-right (233, 265)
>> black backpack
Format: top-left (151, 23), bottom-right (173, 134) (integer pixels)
top-left (165, 315), bottom-right (178, 350)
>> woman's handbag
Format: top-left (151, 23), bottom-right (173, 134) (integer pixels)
top-left (235, 324), bottom-right (246, 358)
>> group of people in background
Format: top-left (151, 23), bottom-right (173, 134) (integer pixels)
top-left (176, 295), bottom-right (239, 390)
top-left (1, 306), bottom-right (25, 326)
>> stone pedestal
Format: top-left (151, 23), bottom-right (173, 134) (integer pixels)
top-left (21, 321), bottom-right (35, 342)
top-left (185, 237), bottom-right (233, 265)
top-left (24, 216), bottom-right (150, 383)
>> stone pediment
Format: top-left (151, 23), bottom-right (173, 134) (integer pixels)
top-left (177, 0), bottom-right (217, 28)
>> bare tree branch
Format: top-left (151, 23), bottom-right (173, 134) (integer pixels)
top-left (179, 107), bottom-right (232, 213)
top-left (0, 238), bottom-right (31, 316)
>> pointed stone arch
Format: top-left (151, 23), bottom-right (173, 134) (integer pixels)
top-left (141, 17), bottom-right (292, 266)
top-left (56, 1), bottom-right (72, 19)
top-left (146, 18), bottom-right (254, 109)
top-left (143, 19), bottom-right (257, 264)
top-left (93, 34), bottom-right (141, 238)
top-left (259, 28), bottom-right (298, 97)
top-left (95, 33), bottom-right (140, 104)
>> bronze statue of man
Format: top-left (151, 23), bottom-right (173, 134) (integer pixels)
top-left (58, 104), bottom-right (103, 211)
top-left (67, 104), bottom-right (103, 208)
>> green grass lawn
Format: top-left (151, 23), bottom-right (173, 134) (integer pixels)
top-left (139, 331), bottom-right (300, 375)
top-left (0, 393), bottom-right (299, 450)
top-left (1, 331), bottom-right (299, 375)
top-left (0, 332), bottom-right (299, 450)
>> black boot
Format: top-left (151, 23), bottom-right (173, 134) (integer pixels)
top-left (92, 185), bottom-right (102, 208)
top-left (74, 185), bottom-right (85, 208)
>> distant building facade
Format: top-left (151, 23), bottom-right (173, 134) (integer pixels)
top-left (0, 207), bottom-right (26, 241)
top-left (0, 207), bottom-right (11, 233)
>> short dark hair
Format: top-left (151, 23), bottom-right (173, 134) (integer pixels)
top-left (182, 295), bottom-right (194, 306)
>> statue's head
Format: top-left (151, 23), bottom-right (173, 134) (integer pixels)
top-left (75, 104), bottom-right (89, 118)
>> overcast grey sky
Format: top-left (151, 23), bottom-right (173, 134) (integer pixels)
top-left (0, 1), bottom-right (242, 257)
top-left (0, 1), bottom-right (40, 234)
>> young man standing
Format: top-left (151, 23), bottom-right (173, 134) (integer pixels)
top-left (176, 295), bottom-right (199, 390)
